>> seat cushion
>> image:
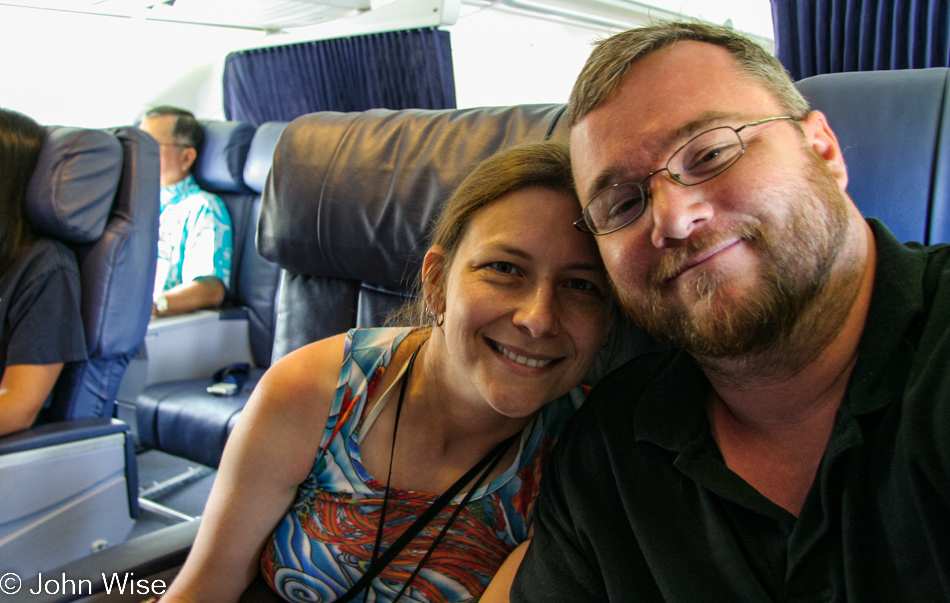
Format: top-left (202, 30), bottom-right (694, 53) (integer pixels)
top-left (136, 369), bottom-right (264, 468)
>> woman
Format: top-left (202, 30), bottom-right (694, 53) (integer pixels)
top-left (163, 141), bottom-right (614, 602)
top-left (0, 108), bottom-right (86, 436)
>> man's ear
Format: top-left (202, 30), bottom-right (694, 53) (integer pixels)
top-left (800, 110), bottom-right (849, 192)
top-left (181, 146), bottom-right (198, 175)
top-left (422, 245), bottom-right (446, 315)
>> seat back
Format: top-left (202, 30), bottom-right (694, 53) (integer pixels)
top-left (259, 105), bottom-right (572, 362)
top-left (26, 125), bottom-right (159, 421)
top-left (796, 67), bottom-right (950, 244)
top-left (193, 120), bottom-right (281, 367)
top-left (193, 121), bottom-right (278, 366)
top-left (259, 70), bottom-right (950, 373)
top-left (240, 121), bottom-right (287, 366)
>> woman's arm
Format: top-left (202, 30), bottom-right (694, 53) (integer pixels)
top-left (0, 363), bottom-right (63, 436)
top-left (479, 540), bottom-right (532, 603)
top-left (161, 334), bottom-right (348, 603)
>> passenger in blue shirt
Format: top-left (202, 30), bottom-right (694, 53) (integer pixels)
top-left (140, 106), bottom-right (232, 316)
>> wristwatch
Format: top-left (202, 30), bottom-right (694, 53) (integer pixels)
top-left (154, 295), bottom-right (169, 314)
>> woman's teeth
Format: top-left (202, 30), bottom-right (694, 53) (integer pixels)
top-left (493, 341), bottom-right (553, 368)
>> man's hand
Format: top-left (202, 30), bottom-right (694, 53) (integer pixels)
top-left (153, 277), bottom-right (226, 317)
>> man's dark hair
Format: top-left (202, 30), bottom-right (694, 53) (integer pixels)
top-left (145, 105), bottom-right (204, 151)
top-left (567, 20), bottom-right (809, 127)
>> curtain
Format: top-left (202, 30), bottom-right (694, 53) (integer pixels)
top-left (771, 0), bottom-right (950, 80)
top-left (223, 28), bottom-right (456, 125)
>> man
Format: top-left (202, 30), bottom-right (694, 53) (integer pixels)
top-left (140, 106), bottom-right (232, 316)
top-left (512, 21), bottom-right (950, 601)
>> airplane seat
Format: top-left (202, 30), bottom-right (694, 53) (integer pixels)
top-left (132, 121), bottom-right (285, 470)
top-left (0, 125), bottom-right (159, 577)
top-left (796, 67), bottom-right (950, 245)
top-left (192, 120), bottom-right (259, 310)
top-left (261, 105), bottom-right (577, 361)
top-left (35, 67), bottom-right (950, 600)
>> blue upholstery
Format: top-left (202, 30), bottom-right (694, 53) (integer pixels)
top-left (796, 67), bottom-right (950, 245)
top-left (233, 121), bottom-right (287, 365)
top-left (244, 121), bottom-right (289, 191)
top-left (0, 124), bottom-right (156, 576)
top-left (192, 121), bottom-right (282, 361)
top-left (134, 121), bottom-right (284, 468)
top-left (25, 127), bottom-right (121, 243)
top-left (194, 120), bottom-right (255, 194)
top-left (28, 126), bottom-right (159, 421)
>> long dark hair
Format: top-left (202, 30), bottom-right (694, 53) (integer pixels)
top-left (0, 108), bottom-right (45, 278)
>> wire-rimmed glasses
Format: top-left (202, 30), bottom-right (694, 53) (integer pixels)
top-left (574, 116), bottom-right (797, 235)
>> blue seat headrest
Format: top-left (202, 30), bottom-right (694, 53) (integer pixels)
top-left (26, 127), bottom-right (123, 243)
top-left (193, 121), bottom-right (255, 194)
top-left (243, 122), bottom-right (289, 194)
top-left (796, 67), bottom-right (950, 245)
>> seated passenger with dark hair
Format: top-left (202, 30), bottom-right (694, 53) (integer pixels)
top-left (140, 105), bottom-right (233, 316)
top-left (0, 107), bottom-right (86, 436)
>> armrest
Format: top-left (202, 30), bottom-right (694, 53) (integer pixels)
top-left (0, 418), bottom-right (127, 455)
top-left (116, 310), bottom-right (254, 406)
top-left (12, 520), bottom-right (200, 603)
top-left (0, 419), bottom-right (138, 581)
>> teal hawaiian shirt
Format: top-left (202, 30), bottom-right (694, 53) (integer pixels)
top-left (156, 174), bottom-right (233, 296)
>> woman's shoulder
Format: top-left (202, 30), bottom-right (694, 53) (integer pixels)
top-left (259, 333), bottom-right (349, 405)
top-left (13, 238), bottom-right (78, 278)
top-left (1, 238), bottom-right (80, 309)
top-left (251, 327), bottom-right (416, 420)
top-left (239, 333), bottom-right (351, 481)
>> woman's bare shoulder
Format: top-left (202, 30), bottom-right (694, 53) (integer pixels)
top-left (250, 333), bottom-right (347, 421)
top-left (258, 333), bottom-right (346, 398)
top-left (233, 334), bottom-right (348, 478)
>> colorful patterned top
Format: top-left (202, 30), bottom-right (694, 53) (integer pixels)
top-left (155, 174), bottom-right (233, 296)
top-left (260, 327), bottom-right (584, 603)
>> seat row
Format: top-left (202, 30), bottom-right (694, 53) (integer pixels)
top-left (134, 66), bottom-right (950, 477)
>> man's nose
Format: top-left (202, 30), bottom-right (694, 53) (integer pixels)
top-left (513, 285), bottom-right (559, 338)
top-left (648, 176), bottom-right (713, 248)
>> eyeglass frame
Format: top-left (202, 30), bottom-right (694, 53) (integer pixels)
top-left (573, 115), bottom-right (799, 236)
top-left (157, 141), bottom-right (192, 150)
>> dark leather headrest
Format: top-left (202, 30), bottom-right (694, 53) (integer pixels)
top-left (193, 121), bottom-right (255, 194)
top-left (26, 127), bottom-right (123, 243)
top-left (258, 104), bottom-right (568, 287)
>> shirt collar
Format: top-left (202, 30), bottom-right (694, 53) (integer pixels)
top-left (846, 218), bottom-right (927, 415)
top-left (160, 174), bottom-right (201, 212)
top-left (632, 219), bottom-right (927, 450)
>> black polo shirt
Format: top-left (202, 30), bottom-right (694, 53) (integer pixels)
top-left (512, 220), bottom-right (950, 602)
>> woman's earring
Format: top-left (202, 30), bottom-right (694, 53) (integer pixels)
top-left (425, 304), bottom-right (445, 327)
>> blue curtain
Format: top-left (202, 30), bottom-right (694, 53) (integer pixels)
top-left (771, 0), bottom-right (950, 80)
top-left (223, 28), bottom-right (456, 125)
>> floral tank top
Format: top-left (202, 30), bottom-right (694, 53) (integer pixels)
top-left (260, 327), bottom-right (583, 602)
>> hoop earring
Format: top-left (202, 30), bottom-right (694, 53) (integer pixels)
top-left (425, 305), bottom-right (445, 327)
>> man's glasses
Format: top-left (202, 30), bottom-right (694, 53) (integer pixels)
top-left (574, 116), bottom-right (797, 235)
top-left (157, 142), bottom-right (189, 150)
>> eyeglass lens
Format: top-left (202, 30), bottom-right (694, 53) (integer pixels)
top-left (584, 127), bottom-right (745, 234)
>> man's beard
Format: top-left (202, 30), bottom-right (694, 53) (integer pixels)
top-left (617, 149), bottom-right (852, 360)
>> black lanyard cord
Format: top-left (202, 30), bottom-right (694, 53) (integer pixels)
top-left (337, 345), bottom-right (519, 603)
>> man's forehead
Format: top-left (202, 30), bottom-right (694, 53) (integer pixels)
top-left (141, 114), bottom-right (177, 136)
top-left (570, 41), bottom-right (778, 197)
